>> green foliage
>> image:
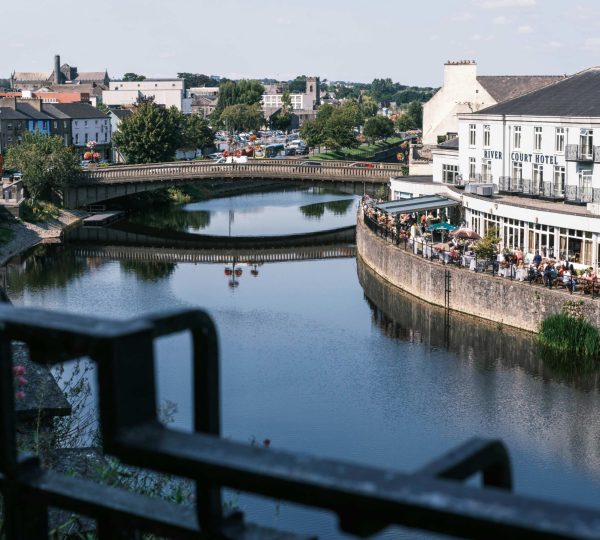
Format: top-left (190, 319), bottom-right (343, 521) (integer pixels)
top-left (22, 200), bottom-right (61, 222)
top-left (472, 226), bottom-right (499, 260)
top-left (120, 260), bottom-right (177, 281)
top-left (112, 101), bottom-right (183, 164)
top-left (4, 132), bottom-right (80, 201)
top-left (177, 72), bottom-right (218, 88)
top-left (407, 101), bottom-right (423, 129)
top-left (395, 114), bottom-right (413, 132)
top-left (95, 102), bottom-right (110, 114)
top-left (363, 116), bottom-right (395, 142)
top-left (270, 90), bottom-right (294, 130)
top-left (0, 78), bottom-right (11, 89)
top-left (538, 313), bottom-right (600, 364)
top-left (288, 76), bottom-right (307, 93)
top-left (212, 79), bottom-right (264, 124)
top-left (370, 78), bottom-right (403, 102)
top-left (220, 104), bottom-right (264, 133)
top-left (359, 95), bottom-right (379, 118)
top-left (181, 114), bottom-right (214, 150)
top-left (122, 72), bottom-right (146, 82)
top-left (302, 102), bottom-right (361, 152)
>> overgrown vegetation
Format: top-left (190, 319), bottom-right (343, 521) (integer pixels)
top-left (538, 301), bottom-right (600, 368)
top-left (22, 200), bottom-right (61, 223)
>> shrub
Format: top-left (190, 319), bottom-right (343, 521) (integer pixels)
top-left (538, 313), bottom-right (600, 365)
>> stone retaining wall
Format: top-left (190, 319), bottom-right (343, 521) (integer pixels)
top-left (357, 211), bottom-right (600, 332)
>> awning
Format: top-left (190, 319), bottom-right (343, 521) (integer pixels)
top-left (374, 195), bottom-right (461, 215)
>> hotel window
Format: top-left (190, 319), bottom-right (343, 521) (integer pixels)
top-left (75, 134), bottom-right (79, 144)
top-left (483, 125), bottom-right (490, 147)
top-left (512, 162), bottom-right (523, 190)
top-left (534, 126), bottom-right (542, 151)
top-left (553, 165), bottom-right (565, 196)
top-left (481, 159), bottom-right (492, 182)
top-left (442, 164), bottom-right (459, 184)
top-left (533, 163), bottom-right (544, 192)
top-left (555, 127), bottom-right (565, 153)
top-left (513, 126), bottom-right (521, 149)
top-left (469, 157), bottom-right (476, 180)
top-left (580, 129), bottom-right (593, 159)
top-left (469, 124), bottom-right (476, 147)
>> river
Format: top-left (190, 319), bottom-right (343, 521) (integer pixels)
top-left (5, 187), bottom-right (600, 539)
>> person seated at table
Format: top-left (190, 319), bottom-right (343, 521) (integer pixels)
top-left (544, 263), bottom-right (556, 288)
top-left (533, 251), bottom-right (542, 268)
top-left (562, 268), bottom-right (577, 293)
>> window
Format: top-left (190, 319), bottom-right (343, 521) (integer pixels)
top-left (533, 163), bottom-right (543, 192)
top-left (469, 124), bottom-right (476, 146)
top-left (84, 133), bottom-right (88, 143)
top-left (53, 121), bottom-right (57, 129)
top-left (95, 133), bottom-right (98, 141)
top-left (74, 121), bottom-right (78, 126)
top-left (104, 133), bottom-right (108, 142)
top-left (75, 133), bottom-right (79, 144)
top-left (513, 126), bottom-right (521, 149)
top-left (555, 127), bottom-right (565, 153)
top-left (63, 121), bottom-right (67, 129)
top-left (534, 126), bottom-right (542, 151)
top-left (512, 162), bottom-right (523, 190)
top-left (580, 129), bottom-right (593, 158)
top-left (553, 165), bottom-right (565, 195)
top-left (483, 125), bottom-right (490, 147)
top-left (481, 159), bottom-right (492, 182)
top-left (442, 164), bottom-right (459, 184)
top-left (84, 121), bottom-right (88, 127)
top-left (469, 157), bottom-right (476, 180)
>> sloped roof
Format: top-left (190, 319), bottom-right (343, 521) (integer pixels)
top-left (41, 103), bottom-right (70, 119)
top-left (438, 137), bottom-right (459, 150)
top-left (0, 107), bottom-right (29, 120)
top-left (16, 103), bottom-right (54, 120)
top-left (477, 75), bottom-right (566, 103)
top-left (76, 71), bottom-right (107, 82)
top-left (475, 68), bottom-right (600, 117)
top-left (12, 72), bottom-right (51, 82)
top-left (46, 102), bottom-right (109, 119)
top-left (110, 108), bottom-right (132, 120)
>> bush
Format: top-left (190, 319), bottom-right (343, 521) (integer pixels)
top-left (22, 199), bottom-right (61, 223)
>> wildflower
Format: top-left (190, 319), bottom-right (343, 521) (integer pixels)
top-left (15, 391), bottom-right (25, 400)
top-left (12, 365), bottom-right (26, 376)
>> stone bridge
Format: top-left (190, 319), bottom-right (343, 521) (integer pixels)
top-left (65, 159), bottom-right (404, 208)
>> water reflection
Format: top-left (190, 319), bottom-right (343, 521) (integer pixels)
top-left (357, 256), bottom-right (600, 390)
top-left (299, 199), bottom-right (354, 219)
top-left (129, 205), bottom-right (211, 232)
top-left (120, 260), bottom-right (177, 282)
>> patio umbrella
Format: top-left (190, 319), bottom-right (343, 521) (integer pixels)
top-left (432, 242), bottom-right (450, 251)
top-left (449, 227), bottom-right (481, 240)
top-left (427, 222), bottom-right (457, 232)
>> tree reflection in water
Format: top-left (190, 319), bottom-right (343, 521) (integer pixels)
top-left (299, 199), bottom-right (353, 220)
top-left (129, 206), bottom-right (211, 232)
top-left (120, 260), bottom-right (177, 282)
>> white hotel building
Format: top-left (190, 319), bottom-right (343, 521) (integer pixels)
top-left (390, 67), bottom-right (600, 268)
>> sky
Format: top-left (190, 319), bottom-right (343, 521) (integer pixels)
top-left (2, 0), bottom-right (600, 87)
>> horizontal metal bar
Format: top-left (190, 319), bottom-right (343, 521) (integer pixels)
top-left (115, 425), bottom-right (600, 540)
top-left (1, 469), bottom-right (311, 540)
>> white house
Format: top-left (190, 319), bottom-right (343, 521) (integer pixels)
top-left (103, 79), bottom-right (192, 113)
top-left (391, 67), bottom-right (600, 268)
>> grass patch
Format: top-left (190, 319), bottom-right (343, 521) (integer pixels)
top-left (538, 313), bottom-right (600, 369)
top-left (22, 200), bottom-right (61, 223)
top-left (312, 137), bottom-right (405, 161)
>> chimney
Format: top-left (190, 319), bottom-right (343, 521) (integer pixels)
top-left (54, 55), bottom-right (61, 85)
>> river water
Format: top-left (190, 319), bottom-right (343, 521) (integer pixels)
top-left (5, 187), bottom-right (600, 539)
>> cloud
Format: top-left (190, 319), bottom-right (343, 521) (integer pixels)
top-left (473, 0), bottom-right (535, 8)
top-left (493, 15), bottom-right (509, 24)
top-left (517, 24), bottom-right (533, 33)
top-left (452, 12), bottom-right (474, 21)
top-left (8, 42), bottom-right (25, 48)
top-left (544, 40), bottom-right (563, 50)
top-left (471, 34), bottom-right (495, 41)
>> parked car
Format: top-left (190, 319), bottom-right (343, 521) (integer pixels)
top-left (208, 152), bottom-right (224, 160)
top-left (349, 162), bottom-right (374, 168)
top-left (301, 160), bottom-right (322, 167)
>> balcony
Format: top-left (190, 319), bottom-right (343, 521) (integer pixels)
top-left (521, 178), bottom-right (541, 197)
top-left (565, 184), bottom-right (594, 203)
top-left (542, 181), bottom-right (565, 200)
top-left (498, 176), bottom-right (523, 194)
top-left (565, 144), bottom-right (594, 162)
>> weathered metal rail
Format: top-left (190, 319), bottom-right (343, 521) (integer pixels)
top-left (2, 305), bottom-right (599, 539)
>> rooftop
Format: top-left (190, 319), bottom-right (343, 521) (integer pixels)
top-left (475, 67), bottom-right (600, 117)
top-left (477, 75), bottom-right (566, 103)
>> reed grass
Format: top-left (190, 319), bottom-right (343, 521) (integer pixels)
top-left (538, 314), bottom-right (600, 365)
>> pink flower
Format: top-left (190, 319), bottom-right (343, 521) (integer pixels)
top-left (17, 377), bottom-right (28, 386)
top-left (12, 365), bottom-right (26, 376)
top-left (15, 391), bottom-right (25, 400)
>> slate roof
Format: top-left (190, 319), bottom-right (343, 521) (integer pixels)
top-left (475, 68), bottom-right (600, 117)
top-left (477, 75), bottom-right (565, 103)
top-left (46, 102), bottom-right (109, 119)
top-left (110, 108), bottom-right (132, 120)
top-left (12, 72), bottom-right (51, 82)
top-left (75, 71), bottom-right (107, 82)
top-left (41, 103), bottom-right (70, 119)
top-left (16, 103), bottom-right (54, 120)
top-left (0, 107), bottom-right (29, 120)
top-left (438, 137), bottom-right (459, 150)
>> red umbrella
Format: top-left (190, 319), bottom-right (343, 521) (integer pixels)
top-left (449, 227), bottom-right (481, 240)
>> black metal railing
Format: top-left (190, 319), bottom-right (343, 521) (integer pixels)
top-left (565, 185), bottom-right (593, 203)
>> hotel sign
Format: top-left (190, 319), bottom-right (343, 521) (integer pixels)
top-left (483, 149), bottom-right (560, 165)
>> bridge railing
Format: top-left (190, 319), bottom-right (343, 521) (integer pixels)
top-left (81, 160), bottom-right (405, 184)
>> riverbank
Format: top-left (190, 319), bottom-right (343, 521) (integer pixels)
top-left (0, 209), bottom-right (87, 266)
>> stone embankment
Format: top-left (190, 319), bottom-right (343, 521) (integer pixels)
top-left (357, 210), bottom-right (600, 333)
top-left (0, 209), bottom-right (87, 265)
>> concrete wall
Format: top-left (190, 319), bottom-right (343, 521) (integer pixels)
top-left (357, 211), bottom-right (600, 332)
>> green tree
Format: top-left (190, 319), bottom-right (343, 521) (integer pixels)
top-left (181, 115), bottom-right (214, 151)
top-left (395, 113), bottom-right (414, 132)
top-left (300, 119), bottom-right (325, 152)
top-left (212, 79), bottom-right (264, 125)
top-left (112, 101), bottom-right (182, 164)
top-left (4, 132), bottom-right (80, 201)
top-left (177, 73), bottom-right (218, 88)
top-left (288, 76), bottom-right (307, 93)
top-left (359, 95), bottom-right (379, 118)
top-left (220, 104), bottom-right (264, 133)
top-left (95, 103), bottom-right (110, 114)
top-left (407, 101), bottom-right (424, 129)
top-left (122, 73), bottom-right (146, 82)
top-left (473, 227), bottom-right (499, 261)
top-left (322, 105), bottom-right (359, 151)
top-left (363, 116), bottom-right (395, 142)
top-left (270, 91), bottom-right (293, 131)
